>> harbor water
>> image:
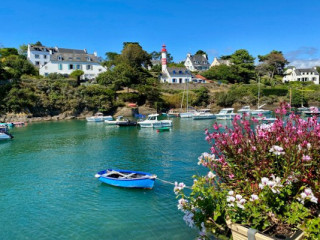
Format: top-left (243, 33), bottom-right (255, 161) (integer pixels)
top-left (0, 118), bottom-right (221, 240)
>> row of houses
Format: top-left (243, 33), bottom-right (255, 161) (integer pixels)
top-left (27, 43), bottom-right (319, 84)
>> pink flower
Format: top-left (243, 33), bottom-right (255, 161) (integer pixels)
top-left (302, 155), bottom-right (311, 162)
top-left (228, 174), bottom-right (234, 179)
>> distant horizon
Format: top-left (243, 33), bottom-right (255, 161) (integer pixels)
top-left (1, 0), bottom-right (320, 68)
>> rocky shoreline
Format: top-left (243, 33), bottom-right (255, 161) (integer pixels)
top-left (0, 106), bottom-right (158, 123)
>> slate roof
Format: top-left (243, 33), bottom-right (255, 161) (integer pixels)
top-left (295, 68), bottom-right (319, 76)
top-left (167, 67), bottom-right (191, 75)
top-left (188, 54), bottom-right (210, 66)
top-left (29, 45), bottom-right (101, 63)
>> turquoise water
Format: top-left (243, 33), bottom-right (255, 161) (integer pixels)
top-left (0, 118), bottom-right (220, 240)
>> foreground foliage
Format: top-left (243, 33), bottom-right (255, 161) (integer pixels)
top-left (175, 103), bottom-right (320, 239)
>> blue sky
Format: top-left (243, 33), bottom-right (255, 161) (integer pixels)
top-left (1, 0), bottom-right (320, 67)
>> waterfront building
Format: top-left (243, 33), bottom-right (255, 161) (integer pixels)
top-left (282, 66), bottom-right (319, 84)
top-left (159, 45), bottom-right (192, 84)
top-left (184, 53), bottom-right (210, 72)
top-left (192, 74), bottom-right (211, 83)
top-left (210, 57), bottom-right (232, 68)
top-left (27, 44), bottom-right (107, 80)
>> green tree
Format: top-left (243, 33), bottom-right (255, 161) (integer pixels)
top-left (5, 87), bottom-right (38, 113)
top-left (192, 86), bottom-right (210, 106)
top-left (97, 63), bottom-right (139, 90)
top-left (230, 49), bottom-right (255, 83)
top-left (34, 41), bottom-right (43, 46)
top-left (18, 44), bottom-right (28, 57)
top-left (202, 64), bottom-right (237, 83)
top-left (150, 50), bottom-right (173, 63)
top-left (2, 55), bottom-right (38, 79)
top-left (120, 43), bottom-right (151, 68)
top-left (258, 50), bottom-right (288, 79)
top-left (195, 50), bottom-right (207, 57)
top-left (0, 48), bottom-right (19, 58)
top-left (70, 70), bottom-right (84, 86)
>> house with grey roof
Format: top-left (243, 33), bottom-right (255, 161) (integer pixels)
top-left (184, 53), bottom-right (210, 72)
top-left (282, 67), bottom-right (319, 84)
top-left (210, 57), bottom-right (232, 68)
top-left (27, 44), bottom-right (106, 80)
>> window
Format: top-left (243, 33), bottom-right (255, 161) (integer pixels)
top-left (69, 57), bottom-right (73, 60)
top-left (44, 73), bottom-right (49, 76)
top-left (76, 65), bottom-right (81, 70)
top-left (185, 78), bottom-right (189, 82)
top-left (179, 78), bottom-right (182, 83)
top-left (43, 55), bottom-right (47, 59)
top-left (87, 57), bottom-right (91, 61)
top-left (58, 64), bottom-right (63, 70)
top-left (35, 54), bottom-right (39, 59)
top-left (172, 78), bottom-right (176, 83)
top-left (173, 70), bottom-right (176, 74)
top-left (179, 70), bottom-right (182, 74)
top-left (44, 66), bottom-right (48, 70)
top-left (35, 61), bottom-right (40, 65)
top-left (86, 65), bottom-right (92, 70)
top-left (44, 62), bottom-right (47, 65)
top-left (58, 55), bottom-right (62, 61)
top-left (77, 57), bottom-right (81, 60)
top-left (69, 64), bottom-right (74, 70)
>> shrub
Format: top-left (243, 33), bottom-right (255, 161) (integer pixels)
top-left (175, 103), bottom-right (320, 239)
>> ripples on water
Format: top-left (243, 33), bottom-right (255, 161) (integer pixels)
top-left (0, 119), bottom-right (227, 240)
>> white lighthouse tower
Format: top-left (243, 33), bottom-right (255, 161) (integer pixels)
top-left (161, 44), bottom-right (167, 72)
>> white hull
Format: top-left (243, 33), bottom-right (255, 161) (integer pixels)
top-left (0, 133), bottom-right (12, 140)
top-left (86, 116), bottom-right (113, 122)
top-left (193, 114), bottom-right (216, 120)
top-left (138, 120), bottom-right (172, 128)
top-left (180, 113), bottom-right (194, 118)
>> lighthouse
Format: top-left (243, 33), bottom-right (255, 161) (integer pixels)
top-left (161, 44), bottom-right (167, 72)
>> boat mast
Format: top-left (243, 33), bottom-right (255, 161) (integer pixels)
top-left (180, 83), bottom-right (185, 110)
top-left (186, 80), bottom-right (189, 112)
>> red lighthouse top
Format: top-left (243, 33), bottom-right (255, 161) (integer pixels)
top-left (161, 44), bottom-right (167, 52)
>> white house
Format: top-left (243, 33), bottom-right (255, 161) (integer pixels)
top-left (184, 53), bottom-right (210, 72)
top-left (159, 45), bottom-right (192, 84)
top-left (27, 44), bottom-right (107, 80)
top-left (210, 57), bottom-right (232, 68)
top-left (282, 67), bottom-right (319, 85)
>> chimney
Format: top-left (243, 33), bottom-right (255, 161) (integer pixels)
top-left (93, 51), bottom-right (97, 57)
top-left (84, 49), bottom-right (87, 53)
top-left (203, 54), bottom-right (208, 60)
top-left (187, 53), bottom-right (191, 58)
top-left (49, 49), bottom-right (53, 54)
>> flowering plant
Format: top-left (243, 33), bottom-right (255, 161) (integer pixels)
top-left (175, 103), bottom-right (320, 239)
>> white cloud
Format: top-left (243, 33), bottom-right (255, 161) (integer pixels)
top-left (289, 59), bottom-right (320, 68)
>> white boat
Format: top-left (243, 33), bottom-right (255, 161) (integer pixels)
top-left (0, 126), bottom-right (13, 140)
top-left (215, 108), bottom-right (238, 120)
top-left (238, 106), bottom-right (271, 116)
top-left (105, 116), bottom-right (127, 125)
top-left (86, 112), bottom-right (113, 122)
top-left (193, 109), bottom-right (216, 120)
top-left (180, 81), bottom-right (197, 118)
top-left (180, 110), bottom-right (198, 118)
top-left (167, 109), bottom-right (180, 118)
top-left (138, 114), bottom-right (172, 128)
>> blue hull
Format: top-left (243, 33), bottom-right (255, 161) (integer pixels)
top-left (96, 169), bottom-right (156, 189)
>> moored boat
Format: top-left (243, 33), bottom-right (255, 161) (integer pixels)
top-left (180, 110), bottom-right (198, 118)
top-left (0, 126), bottom-right (13, 140)
top-left (95, 169), bottom-right (157, 189)
top-left (105, 116), bottom-right (126, 125)
top-left (117, 120), bottom-right (137, 127)
top-left (86, 112), bottom-right (113, 122)
top-left (138, 114), bottom-right (172, 128)
top-left (156, 127), bottom-right (170, 132)
top-left (167, 109), bottom-right (180, 118)
top-left (192, 109), bottom-right (216, 120)
top-left (215, 108), bottom-right (238, 120)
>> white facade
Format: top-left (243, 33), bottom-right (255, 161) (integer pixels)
top-left (159, 44), bottom-right (192, 84)
top-left (39, 61), bottom-right (106, 80)
top-left (210, 57), bottom-right (231, 68)
top-left (27, 44), bottom-right (106, 80)
top-left (184, 53), bottom-right (210, 72)
top-left (282, 67), bottom-right (319, 85)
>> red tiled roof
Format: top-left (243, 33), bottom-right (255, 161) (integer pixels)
top-left (195, 74), bottom-right (208, 80)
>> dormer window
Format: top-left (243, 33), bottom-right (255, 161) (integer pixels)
top-left (179, 70), bottom-right (182, 74)
top-left (58, 55), bottom-right (62, 61)
top-left (69, 57), bottom-right (73, 60)
top-left (87, 57), bottom-right (91, 61)
top-left (173, 70), bottom-right (176, 74)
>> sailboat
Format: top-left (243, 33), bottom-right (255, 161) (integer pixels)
top-left (180, 80), bottom-right (198, 118)
top-left (238, 77), bottom-right (271, 117)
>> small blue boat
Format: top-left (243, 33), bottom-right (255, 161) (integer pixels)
top-left (95, 169), bottom-right (157, 189)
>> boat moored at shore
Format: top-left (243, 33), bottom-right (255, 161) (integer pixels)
top-left (86, 112), bottom-right (113, 122)
top-left (215, 108), bottom-right (238, 120)
top-left (138, 114), bottom-right (172, 128)
top-left (192, 109), bottom-right (216, 120)
top-left (0, 126), bottom-right (13, 140)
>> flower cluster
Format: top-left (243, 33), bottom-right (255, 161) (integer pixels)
top-left (174, 182), bottom-right (186, 195)
top-left (175, 103), bottom-right (320, 239)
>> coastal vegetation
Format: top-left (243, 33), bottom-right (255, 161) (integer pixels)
top-left (1, 42), bottom-right (320, 119)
